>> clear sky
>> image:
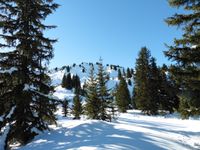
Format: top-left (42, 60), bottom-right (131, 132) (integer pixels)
top-left (46, 0), bottom-right (184, 69)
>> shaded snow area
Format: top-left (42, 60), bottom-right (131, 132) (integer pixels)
top-left (12, 110), bottom-right (200, 150)
top-left (0, 67), bottom-right (18, 74)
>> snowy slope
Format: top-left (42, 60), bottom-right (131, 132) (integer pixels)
top-left (12, 109), bottom-right (200, 150)
top-left (49, 62), bottom-right (134, 101)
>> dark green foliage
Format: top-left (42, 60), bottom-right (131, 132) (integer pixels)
top-left (126, 68), bottom-right (132, 78)
top-left (134, 48), bottom-right (166, 115)
top-left (134, 47), bottom-right (155, 115)
top-left (66, 66), bottom-right (70, 72)
top-left (62, 73), bottom-right (78, 91)
top-left (132, 87), bottom-right (137, 109)
top-left (72, 75), bottom-right (81, 91)
top-left (134, 47), bottom-right (179, 115)
top-left (128, 79), bottom-right (132, 86)
top-left (148, 57), bottom-right (160, 115)
top-left (158, 65), bottom-right (180, 113)
top-left (85, 66), bottom-right (101, 119)
top-left (62, 99), bottom-right (69, 117)
top-left (113, 65), bottom-right (117, 71)
top-left (0, 0), bottom-right (58, 149)
top-left (96, 58), bottom-right (113, 121)
top-left (65, 73), bottom-right (73, 90)
top-left (72, 93), bottom-right (82, 119)
top-left (61, 74), bottom-right (67, 88)
top-left (118, 69), bottom-right (122, 80)
top-left (115, 77), bottom-right (131, 113)
top-left (165, 0), bottom-right (200, 118)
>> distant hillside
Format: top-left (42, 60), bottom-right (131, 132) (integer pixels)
top-left (49, 62), bottom-right (134, 101)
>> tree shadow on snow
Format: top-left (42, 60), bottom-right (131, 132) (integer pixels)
top-left (17, 119), bottom-right (195, 150)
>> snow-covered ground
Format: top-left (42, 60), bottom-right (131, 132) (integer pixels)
top-left (13, 110), bottom-right (200, 150)
top-left (2, 63), bottom-right (200, 150)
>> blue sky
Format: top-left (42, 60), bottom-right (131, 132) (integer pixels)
top-left (46, 0), bottom-right (184, 68)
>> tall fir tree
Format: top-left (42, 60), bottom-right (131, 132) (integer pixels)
top-left (65, 73), bottom-right (73, 90)
top-left (0, 0), bottom-right (58, 149)
top-left (148, 57), bottom-right (160, 115)
top-left (118, 69), bottom-right (122, 80)
top-left (62, 99), bottom-right (69, 117)
top-left (158, 65), bottom-right (179, 113)
top-left (61, 74), bottom-right (67, 88)
top-left (134, 47), bottom-right (157, 115)
top-left (72, 92), bottom-right (82, 119)
top-left (165, 0), bottom-right (200, 118)
top-left (72, 74), bottom-right (81, 91)
top-left (126, 68), bottom-right (132, 78)
top-left (85, 65), bottom-right (101, 119)
top-left (115, 77), bottom-right (131, 113)
top-left (96, 58), bottom-right (112, 121)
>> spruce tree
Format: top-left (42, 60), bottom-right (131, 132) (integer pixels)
top-left (126, 68), bottom-right (132, 78)
top-left (115, 77), bottom-right (131, 113)
top-left (118, 69), bottom-right (122, 80)
top-left (158, 65), bottom-right (179, 113)
top-left (148, 57), bottom-right (160, 115)
top-left (165, 0), bottom-right (200, 118)
top-left (61, 74), bottom-right (67, 88)
top-left (72, 74), bottom-right (81, 90)
top-left (72, 92), bottom-right (82, 119)
top-left (65, 73), bottom-right (72, 90)
top-left (0, 0), bottom-right (58, 149)
top-left (85, 66), bottom-right (101, 119)
top-left (62, 99), bottom-right (69, 117)
top-left (134, 47), bottom-right (157, 115)
top-left (66, 66), bottom-right (70, 72)
top-left (128, 79), bottom-right (132, 86)
top-left (96, 58), bottom-right (112, 121)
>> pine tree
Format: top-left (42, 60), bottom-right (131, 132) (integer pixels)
top-left (72, 91), bottom-right (82, 119)
top-left (134, 47), bottom-right (157, 115)
top-left (62, 99), bottom-right (69, 117)
top-left (85, 66), bottom-right (101, 119)
top-left (115, 77), bottom-right (131, 113)
top-left (66, 66), bottom-right (70, 73)
top-left (118, 69), bottom-right (122, 80)
top-left (148, 57), bottom-right (160, 115)
top-left (96, 58), bottom-right (112, 121)
top-left (0, 0), bottom-right (58, 149)
top-left (165, 0), bottom-right (200, 118)
top-left (123, 68), bottom-right (126, 77)
top-left (128, 79), bottom-right (132, 86)
top-left (126, 68), bottom-right (132, 78)
top-left (132, 86), bottom-right (137, 109)
top-left (61, 74), bottom-right (67, 88)
top-left (65, 73), bottom-right (72, 90)
top-left (72, 74), bottom-right (81, 90)
top-left (158, 65), bottom-right (180, 113)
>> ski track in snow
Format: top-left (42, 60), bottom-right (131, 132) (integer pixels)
top-left (11, 110), bottom-right (200, 150)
